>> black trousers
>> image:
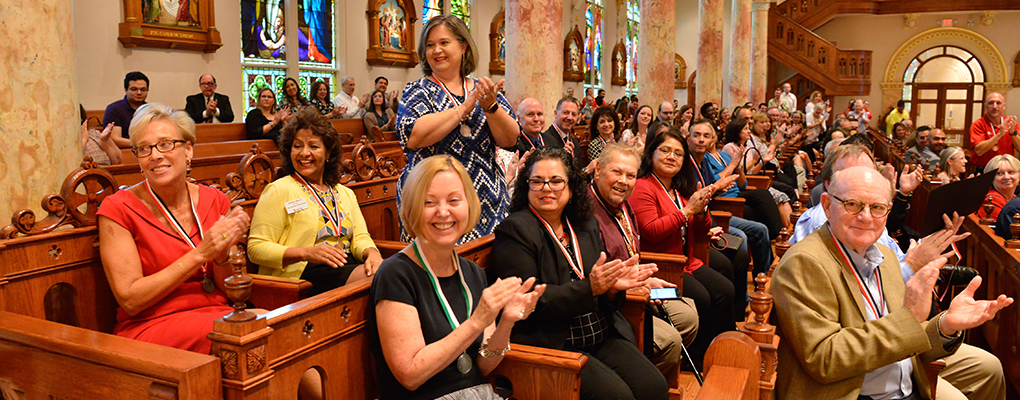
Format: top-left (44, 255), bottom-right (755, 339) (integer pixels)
top-left (681, 249), bottom-right (738, 370)
top-left (299, 261), bottom-right (359, 297)
top-left (577, 333), bottom-right (669, 400)
top-left (738, 188), bottom-right (783, 240)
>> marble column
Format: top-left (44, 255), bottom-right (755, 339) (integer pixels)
top-left (728, 0), bottom-right (752, 109)
top-left (696, 0), bottom-right (724, 111)
top-left (505, 0), bottom-right (563, 120)
top-left (0, 0), bottom-right (81, 220)
top-left (638, 0), bottom-right (675, 107)
top-left (749, 0), bottom-right (771, 106)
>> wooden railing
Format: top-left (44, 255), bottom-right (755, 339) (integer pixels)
top-left (773, 0), bottom-right (1020, 31)
top-left (769, 9), bottom-right (872, 96)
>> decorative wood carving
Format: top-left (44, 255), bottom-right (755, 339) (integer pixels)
top-left (1, 157), bottom-right (118, 239)
top-left (220, 349), bottom-right (239, 376)
top-left (489, 9), bottom-right (506, 75)
top-left (366, 0), bottom-right (419, 67)
top-left (118, 0), bottom-right (222, 52)
top-left (224, 143), bottom-right (276, 203)
top-left (563, 26), bottom-right (584, 82)
top-left (611, 41), bottom-right (627, 87)
top-left (674, 54), bottom-right (688, 89)
top-left (338, 137), bottom-right (400, 185)
top-left (246, 345), bottom-right (266, 374)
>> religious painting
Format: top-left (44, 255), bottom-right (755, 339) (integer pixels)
top-left (119, 0), bottom-right (222, 52)
top-left (367, 0), bottom-right (418, 67)
top-left (675, 54), bottom-right (688, 89)
top-left (563, 26), bottom-right (584, 82)
top-left (299, 0), bottom-right (335, 65)
top-left (241, 0), bottom-right (287, 63)
top-left (378, 0), bottom-right (407, 51)
top-left (142, 0), bottom-right (200, 27)
top-left (488, 9), bottom-right (505, 75)
top-left (611, 41), bottom-right (626, 86)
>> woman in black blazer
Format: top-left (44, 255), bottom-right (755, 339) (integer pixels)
top-left (489, 147), bottom-right (668, 400)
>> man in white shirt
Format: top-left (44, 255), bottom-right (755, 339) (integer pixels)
top-left (332, 76), bottom-right (365, 119)
top-left (779, 83), bottom-right (797, 113)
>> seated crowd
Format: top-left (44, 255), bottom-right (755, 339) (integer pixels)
top-left (81, 13), bottom-right (1017, 400)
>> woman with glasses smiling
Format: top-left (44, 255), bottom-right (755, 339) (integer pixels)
top-left (489, 147), bottom-right (668, 400)
top-left (629, 126), bottom-right (740, 370)
top-left (97, 103), bottom-right (253, 354)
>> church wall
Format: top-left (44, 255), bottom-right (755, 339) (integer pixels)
top-left (813, 11), bottom-right (1020, 121)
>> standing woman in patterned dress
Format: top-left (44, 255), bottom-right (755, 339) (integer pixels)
top-left (396, 15), bottom-right (519, 243)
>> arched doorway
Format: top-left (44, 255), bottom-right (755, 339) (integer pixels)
top-left (902, 45), bottom-right (985, 146)
top-left (882, 27), bottom-right (1011, 147)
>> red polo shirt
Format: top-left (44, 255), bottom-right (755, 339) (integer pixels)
top-left (970, 115), bottom-right (1018, 168)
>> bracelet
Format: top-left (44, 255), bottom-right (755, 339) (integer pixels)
top-left (478, 337), bottom-right (510, 358)
top-left (936, 312), bottom-right (961, 339)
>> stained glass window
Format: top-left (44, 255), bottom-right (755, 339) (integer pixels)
top-left (423, 0), bottom-right (443, 27)
top-left (451, 0), bottom-right (470, 28)
top-left (298, 0), bottom-right (335, 67)
top-left (299, 70), bottom-right (337, 102)
top-left (241, 0), bottom-right (287, 65)
top-left (626, 0), bottom-right (639, 94)
top-left (584, 0), bottom-right (603, 88)
top-left (242, 67), bottom-right (288, 114)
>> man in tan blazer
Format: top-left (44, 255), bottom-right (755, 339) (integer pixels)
top-left (771, 166), bottom-right (1013, 400)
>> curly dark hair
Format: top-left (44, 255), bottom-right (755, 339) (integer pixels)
top-left (509, 147), bottom-right (593, 224)
top-left (282, 77), bottom-right (309, 106)
top-left (309, 80), bottom-right (330, 102)
top-left (589, 106), bottom-right (621, 142)
top-left (277, 107), bottom-right (344, 186)
top-left (638, 126), bottom-right (697, 197)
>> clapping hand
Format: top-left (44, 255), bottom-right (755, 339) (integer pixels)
top-left (612, 254), bottom-right (656, 292)
top-left (197, 206), bottom-right (251, 262)
top-left (474, 76), bottom-right (505, 111)
top-left (206, 98), bottom-right (218, 116)
top-left (898, 164), bottom-right (924, 196)
top-left (903, 212), bottom-right (969, 272)
top-left (472, 277), bottom-right (523, 327)
top-left (502, 277), bottom-right (546, 323)
top-left (590, 252), bottom-right (626, 296)
top-left (904, 258), bottom-right (944, 322)
top-left (940, 276), bottom-right (1014, 336)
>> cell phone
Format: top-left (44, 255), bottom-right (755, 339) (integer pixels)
top-left (649, 287), bottom-right (681, 301)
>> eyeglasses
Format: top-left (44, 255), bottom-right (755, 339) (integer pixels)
top-left (527, 178), bottom-right (567, 192)
top-left (656, 147), bottom-right (684, 159)
top-left (132, 139), bottom-right (187, 158)
top-left (200, 82), bottom-right (216, 86)
top-left (830, 194), bottom-right (891, 218)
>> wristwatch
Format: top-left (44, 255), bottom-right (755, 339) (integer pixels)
top-left (484, 101), bottom-right (499, 114)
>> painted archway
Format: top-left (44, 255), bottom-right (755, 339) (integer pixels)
top-left (881, 27), bottom-right (1009, 113)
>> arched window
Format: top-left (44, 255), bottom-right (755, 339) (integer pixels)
top-left (625, 0), bottom-right (639, 95)
top-left (241, 0), bottom-right (337, 115)
top-left (422, 0), bottom-right (443, 26)
top-left (902, 45), bottom-right (985, 133)
top-left (584, 0), bottom-right (603, 89)
top-left (451, 0), bottom-right (470, 28)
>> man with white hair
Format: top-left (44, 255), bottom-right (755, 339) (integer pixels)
top-left (332, 76), bottom-right (365, 119)
top-left (773, 165), bottom-right (1013, 400)
top-left (779, 83), bottom-right (797, 112)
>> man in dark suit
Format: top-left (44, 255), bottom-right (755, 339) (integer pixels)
top-left (185, 74), bottom-right (234, 124)
top-left (540, 97), bottom-right (580, 160)
top-left (513, 98), bottom-right (546, 155)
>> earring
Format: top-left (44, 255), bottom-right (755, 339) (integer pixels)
top-left (186, 159), bottom-right (192, 177)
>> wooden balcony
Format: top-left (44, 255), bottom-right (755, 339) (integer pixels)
top-left (774, 0), bottom-right (1020, 31)
top-left (768, 9), bottom-right (872, 96)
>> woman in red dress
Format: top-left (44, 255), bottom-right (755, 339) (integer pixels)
top-left (976, 154), bottom-right (1020, 221)
top-left (97, 103), bottom-right (250, 354)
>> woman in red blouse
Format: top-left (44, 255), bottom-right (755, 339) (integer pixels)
top-left (629, 126), bottom-right (738, 369)
top-left (976, 154), bottom-right (1020, 221)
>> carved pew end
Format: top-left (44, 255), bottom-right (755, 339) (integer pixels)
top-left (1007, 213), bottom-right (1020, 249)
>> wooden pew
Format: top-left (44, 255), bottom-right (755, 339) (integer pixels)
top-left (960, 215), bottom-right (1020, 396)
top-left (196, 123), bottom-right (248, 143)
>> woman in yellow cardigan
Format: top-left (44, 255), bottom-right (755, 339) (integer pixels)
top-left (249, 108), bottom-right (383, 296)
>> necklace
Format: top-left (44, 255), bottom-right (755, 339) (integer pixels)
top-left (430, 75), bottom-right (472, 138)
top-left (411, 239), bottom-right (474, 375)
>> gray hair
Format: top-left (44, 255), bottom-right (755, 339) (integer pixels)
top-left (340, 76), bottom-right (354, 85)
top-left (985, 154), bottom-right (1020, 174)
top-left (128, 103), bottom-right (196, 146)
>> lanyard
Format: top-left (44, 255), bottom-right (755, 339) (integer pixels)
top-left (412, 239), bottom-right (472, 330)
top-left (430, 75), bottom-right (469, 110)
top-left (144, 180), bottom-right (206, 276)
top-left (529, 206), bottom-right (585, 279)
top-left (652, 174), bottom-right (685, 212)
top-left (832, 237), bottom-right (886, 318)
top-left (522, 131), bottom-right (544, 149)
top-left (590, 185), bottom-right (638, 256)
top-left (292, 174), bottom-right (342, 238)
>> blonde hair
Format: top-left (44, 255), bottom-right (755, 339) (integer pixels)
top-left (127, 103), bottom-right (197, 146)
top-left (984, 154), bottom-right (1020, 174)
top-left (400, 155), bottom-right (480, 241)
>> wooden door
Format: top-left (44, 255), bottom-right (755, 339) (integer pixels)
top-left (911, 83), bottom-right (982, 148)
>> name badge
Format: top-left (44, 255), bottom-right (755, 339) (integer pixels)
top-left (285, 198), bottom-right (309, 214)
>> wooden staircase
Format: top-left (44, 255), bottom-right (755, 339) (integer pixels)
top-left (768, 8), bottom-right (872, 96)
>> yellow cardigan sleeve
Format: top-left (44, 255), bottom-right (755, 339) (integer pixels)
top-left (247, 178), bottom-right (317, 278)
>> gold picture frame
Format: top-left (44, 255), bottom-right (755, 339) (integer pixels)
top-left (489, 9), bottom-right (505, 75)
top-left (564, 26), bottom-right (584, 82)
top-left (675, 54), bottom-right (688, 89)
top-left (366, 0), bottom-right (418, 68)
top-left (611, 41), bottom-right (627, 86)
top-left (119, 0), bottom-right (222, 52)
